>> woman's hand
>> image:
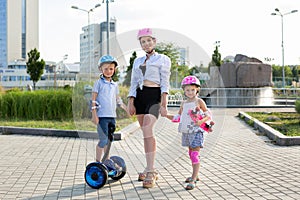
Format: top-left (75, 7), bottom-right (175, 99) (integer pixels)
top-left (127, 98), bottom-right (136, 116)
top-left (160, 106), bottom-right (168, 117)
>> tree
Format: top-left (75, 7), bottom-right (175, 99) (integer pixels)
top-left (272, 64), bottom-right (293, 84)
top-left (155, 42), bottom-right (190, 88)
top-left (210, 46), bottom-right (222, 67)
top-left (155, 42), bottom-right (179, 68)
top-left (26, 48), bottom-right (45, 90)
top-left (123, 51), bottom-right (137, 86)
top-left (292, 65), bottom-right (300, 81)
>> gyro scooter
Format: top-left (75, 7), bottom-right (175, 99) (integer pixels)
top-left (84, 122), bottom-right (127, 189)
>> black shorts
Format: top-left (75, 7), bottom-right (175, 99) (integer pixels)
top-left (134, 86), bottom-right (161, 118)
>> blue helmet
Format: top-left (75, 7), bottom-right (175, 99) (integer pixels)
top-left (98, 55), bottom-right (118, 67)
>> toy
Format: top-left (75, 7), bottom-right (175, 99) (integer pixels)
top-left (188, 107), bottom-right (214, 132)
top-left (84, 123), bottom-right (127, 189)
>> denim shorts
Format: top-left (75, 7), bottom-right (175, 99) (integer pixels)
top-left (181, 131), bottom-right (204, 148)
top-left (97, 117), bottom-right (116, 148)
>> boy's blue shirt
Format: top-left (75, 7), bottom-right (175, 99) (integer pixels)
top-left (92, 76), bottom-right (119, 118)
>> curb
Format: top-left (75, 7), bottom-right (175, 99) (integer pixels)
top-left (0, 121), bottom-right (140, 141)
top-left (238, 111), bottom-right (300, 146)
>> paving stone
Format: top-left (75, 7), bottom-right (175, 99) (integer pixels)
top-left (0, 108), bottom-right (299, 199)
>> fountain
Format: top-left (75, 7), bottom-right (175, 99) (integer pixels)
top-left (201, 54), bottom-right (274, 107)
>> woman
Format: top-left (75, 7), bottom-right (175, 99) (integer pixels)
top-left (127, 28), bottom-right (171, 188)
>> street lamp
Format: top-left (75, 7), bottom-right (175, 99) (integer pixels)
top-left (271, 8), bottom-right (298, 89)
top-left (71, 4), bottom-right (101, 83)
top-left (103, 0), bottom-right (115, 55)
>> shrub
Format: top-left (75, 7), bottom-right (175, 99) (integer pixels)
top-left (0, 85), bottom-right (5, 94)
top-left (295, 100), bottom-right (300, 114)
top-left (0, 89), bottom-right (73, 120)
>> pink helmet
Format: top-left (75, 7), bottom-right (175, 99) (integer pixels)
top-left (137, 28), bottom-right (155, 40)
top-left (181, 75), bottom-right (201, 88)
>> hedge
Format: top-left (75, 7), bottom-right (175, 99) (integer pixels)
top-left (0, 90), bottom-right (73, 120)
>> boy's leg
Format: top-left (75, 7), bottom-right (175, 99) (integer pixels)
top-left (96, 145), bottom-right (104, 162)
top-left (96, 118), bottom-right (109, 162)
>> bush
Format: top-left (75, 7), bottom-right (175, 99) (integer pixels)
top-left (0, 85), bottom-right (132, 121)
top-left (0, 90), bottom-right (73, 120)
top-left (295, 100), bottom-right (300, 114)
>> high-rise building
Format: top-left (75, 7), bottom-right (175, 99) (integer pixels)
top-left (80, 23), bottom-right (100, 75)
top-left (0, 0), bottom-right (39, 69)
top-left (79, 18), bottom-right (126, 79)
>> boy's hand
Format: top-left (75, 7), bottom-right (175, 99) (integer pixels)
top-left (91, 112), bottom-right (99, 125)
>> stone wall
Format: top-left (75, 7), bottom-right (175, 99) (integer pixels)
top-left (201, 54), bottom-right (274, 106)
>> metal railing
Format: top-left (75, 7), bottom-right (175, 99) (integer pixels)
top-left (168, 87), bottom-right (299, 108)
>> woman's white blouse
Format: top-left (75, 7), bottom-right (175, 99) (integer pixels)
top-left (128, 52), bottom-right (171, 97)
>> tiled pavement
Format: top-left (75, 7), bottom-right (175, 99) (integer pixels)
top-left (0, 108), bottom-right (299, 200)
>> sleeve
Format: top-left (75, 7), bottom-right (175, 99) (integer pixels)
top-left (128, 58), bottom-right (140, 98)
top-left (92, 79), bottom-right (100, 93)
top-left (160, 55), bottom-right (171, 94)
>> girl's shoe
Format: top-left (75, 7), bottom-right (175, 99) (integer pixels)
top-left (185, 177), bottom-right (200, 183)
top-left (142, 172), bottom-right (158, 188)
top-left (138, 172), bottom-right (146, 181)
top-left (185, 179), bottom-right (196, 190)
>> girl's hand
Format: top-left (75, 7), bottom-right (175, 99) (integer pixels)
top-left (196, 119), bottom-right (204, 126)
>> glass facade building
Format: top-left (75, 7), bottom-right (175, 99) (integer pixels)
top-left (0, 0), bottom-right (39, 69)
top-left (0, 0), bottom-right (7, 68)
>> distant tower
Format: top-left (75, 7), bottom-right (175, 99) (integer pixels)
top-left (178, 47), bottom-right (190, 66)
top-left (99, 18), bottom-right (117, 56)
top-left (0, 0), bottom-right (39, 68)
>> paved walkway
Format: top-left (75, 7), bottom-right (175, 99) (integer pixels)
top-left (0, 108), bottom-right (299, 200)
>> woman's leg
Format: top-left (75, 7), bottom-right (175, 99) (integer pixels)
top-left (141, 114), bottom-right (157, 172)
top-left (137, 114), bottom-right (158, 172)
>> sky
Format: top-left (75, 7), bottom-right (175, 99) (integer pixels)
top-left (39, 0), bottom-right (300, 66)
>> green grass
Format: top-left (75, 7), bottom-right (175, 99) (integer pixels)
top-left (0, 117), bottom-right (136, 132)
top-left (245, 112), bottom-right (300, 137)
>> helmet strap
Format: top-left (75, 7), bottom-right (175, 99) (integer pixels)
top-left (146, 49), bottom-right (155, 56)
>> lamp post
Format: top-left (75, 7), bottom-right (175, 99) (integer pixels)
top-left (103, 0), bottom-right (115, 55)
top-left (271, 8), bottom-right (298, 89)
top-left (71, 4), bottom-right (101, 83)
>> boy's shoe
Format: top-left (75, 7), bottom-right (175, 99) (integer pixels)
top-left (103, 159), bottom-right (116, 171)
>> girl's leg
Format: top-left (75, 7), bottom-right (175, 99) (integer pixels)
top-left (190, 146), bottom-right (200, 181)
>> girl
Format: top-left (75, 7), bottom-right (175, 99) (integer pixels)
top-left (168, 75), bottom-right (212, 190)
top-left (127, 28), bottom-right (171, 188)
